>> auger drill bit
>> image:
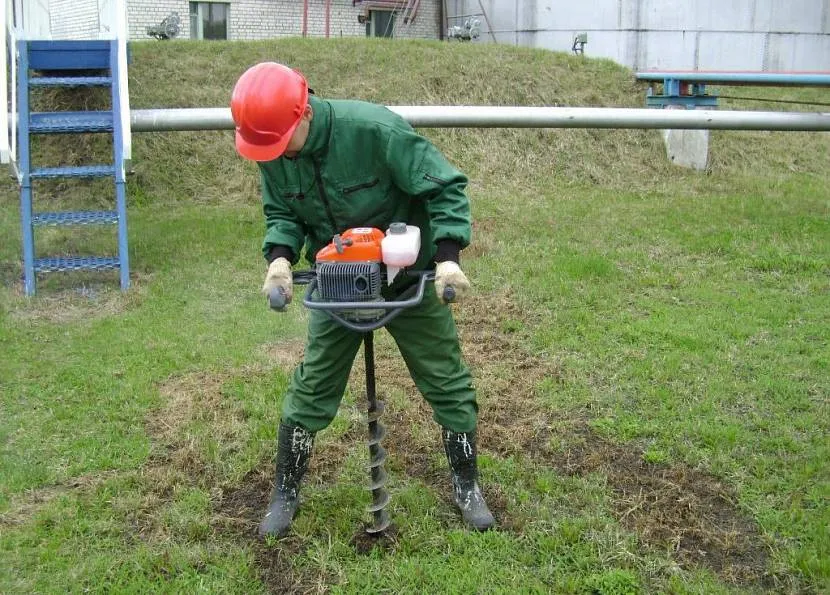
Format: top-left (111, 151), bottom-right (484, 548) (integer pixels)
top-left (363, 332), bottom-right (391, 534)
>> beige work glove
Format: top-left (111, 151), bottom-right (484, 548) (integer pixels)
top-left (262, 257), bottom-right (293, 304)
top-left (434, 261), bottom-right (471, 304)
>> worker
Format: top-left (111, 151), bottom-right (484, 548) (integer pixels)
top-left (231, 62), bottom-right (495, 538)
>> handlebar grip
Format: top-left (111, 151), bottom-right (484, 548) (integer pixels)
top-left (442, 285), bottom-right (456, 304)
top-left (269, 287), bottom-right (290, 311)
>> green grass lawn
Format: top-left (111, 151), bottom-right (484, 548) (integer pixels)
top-left (1, 39), bottom-right (828, 593)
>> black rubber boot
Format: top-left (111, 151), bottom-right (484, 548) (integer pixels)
top-left (258, 422), bottom-right (315, 538)
top-left (442, 427), bottom-right (496, 531)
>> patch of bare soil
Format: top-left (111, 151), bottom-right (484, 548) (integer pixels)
top-left (142, 291), bottom-right (771, 589)
top-left (145, 357), bottom-right (323, 593)
top-left (349, 524), bottom-right (400, 555)
top-left (213, 469), bottom-right (320, 594)
top-left (6, 272), bottom-right (151, 324)
top-left (552, 429), bottom-right (771, 586)
top-left (324, 290), bottom-right (770, 585)
top-left (0, 471), bottom-right (120, 527)
top-left (260, 339), bottom-right (306, 370)
top-left (454, 291), bottom-right (771, 587)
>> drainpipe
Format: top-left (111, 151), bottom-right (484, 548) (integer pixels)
top-left (303, 0), bottom-right (308, 37)
top-left (439, 0), bottom-right (446, 40)
top-left (325, 0), bottom-right (331, 38)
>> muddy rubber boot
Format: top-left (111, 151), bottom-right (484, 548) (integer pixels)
top-left (442, 427), bottom-right (496, 531)
top-left (258, 422), bottom-right (315, 538)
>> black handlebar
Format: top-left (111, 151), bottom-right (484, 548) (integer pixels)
top-left (269, 269), bottom-right (455, 332)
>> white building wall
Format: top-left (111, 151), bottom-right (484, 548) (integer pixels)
top-left (127, 0), bottom-right (440, 41)
top-left (446, 0), bottom-right (830, 71)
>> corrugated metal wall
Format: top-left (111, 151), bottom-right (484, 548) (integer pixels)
top-left (446, 0), bottom-right (830, 71)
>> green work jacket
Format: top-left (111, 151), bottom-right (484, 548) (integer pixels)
top-left (258, 95), bottom-right (472, 275)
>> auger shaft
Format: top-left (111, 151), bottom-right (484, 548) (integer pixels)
top-left (363, 332), bottom-right (391, 534)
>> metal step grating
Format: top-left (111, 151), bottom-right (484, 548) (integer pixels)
top-left (29, 111), bottom-right (114, 133)
top-left (31, 165), bottom-right (116, 179)
top-left (29, 76), bottom-right (112, 87)
top-left (32, 211), bottom-right (118, 226)
top-left (33, 256), bottom-right (120, 273)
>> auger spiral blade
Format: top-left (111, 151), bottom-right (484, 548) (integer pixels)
top-left (367, 466), bottom-right (388, 491)
top-left (363, 332), bottom-right (391, 535)
top-left (368, 418), bottom-right (386, 446)
top-left (365, 483), bottom-right (391, 534)
top-left (367, 400), bottom-right (385, 422)
top-left (366, 489), bottom-right (391, 513)
top-left (368, 444), bottom-right (387, 469)
top-left (365, 438), bottom-right (391, 533)
top-left (365, 509), bottom-right (391, 534)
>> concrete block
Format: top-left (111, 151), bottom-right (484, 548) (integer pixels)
top-left (660, 105), bottom-right (709, 171)
top-left (661, 128), bottom-right (710, 170)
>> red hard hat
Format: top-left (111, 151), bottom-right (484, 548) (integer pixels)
top-left (231, 62), bottom-right (309, 161)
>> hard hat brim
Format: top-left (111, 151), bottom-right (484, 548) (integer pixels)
top-left (235, 114), bottom-right (302, 162)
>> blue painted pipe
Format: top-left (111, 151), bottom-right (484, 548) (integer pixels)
top-left (636, 71), bottom-right (830, 86)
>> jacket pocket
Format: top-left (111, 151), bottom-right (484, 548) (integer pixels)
top-left (423, 173), bottom-right (450, 185)
top-left (337, 176), bottom-right (394, 229)
top-left (342, 177), bottom-right (379, 195)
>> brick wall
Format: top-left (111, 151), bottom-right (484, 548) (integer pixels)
top-left (392, 1), bottom-right (441, 40)
top-left (128, 0), bottom-right (441, 41)
top-left (129, 0), bottom-right (187, 40)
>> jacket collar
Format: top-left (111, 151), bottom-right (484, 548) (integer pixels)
top-left (295, 95), bottom-right (330, 159)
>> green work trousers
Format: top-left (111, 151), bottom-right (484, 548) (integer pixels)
top-left (281, 285), bottom-right (478, 433)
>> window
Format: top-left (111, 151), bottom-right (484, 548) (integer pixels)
top-left (190, 2), bottom-right (228, 40)
top-left (366, 10), bottom-right (395, 38)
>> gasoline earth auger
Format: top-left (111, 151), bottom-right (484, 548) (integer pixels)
top-left (269, 225), bottom-right (455, 535)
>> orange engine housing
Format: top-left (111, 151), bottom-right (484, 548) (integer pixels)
top-left (315, 227), bottom-right (385, 263)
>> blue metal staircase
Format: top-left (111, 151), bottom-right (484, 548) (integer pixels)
top-left (18, 40), bottom-right (129, 295)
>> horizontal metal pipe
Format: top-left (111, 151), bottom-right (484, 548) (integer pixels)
top-left (130, 106), bottom-right (830, 132)
top-left (485, 28), bottom-right (828, 36)
top-left (636, 71), bottom-right (830, 86)
top-left (132, 108), bottom-right (231, 131)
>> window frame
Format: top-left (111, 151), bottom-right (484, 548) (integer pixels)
top-left (366, 9), bottom-right (395, 38)
top-left (189, 1), bottom-right (229, 40)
